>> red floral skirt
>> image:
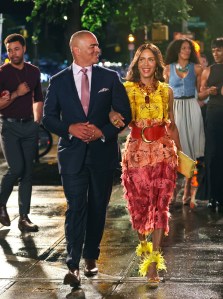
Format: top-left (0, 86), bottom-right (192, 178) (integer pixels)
top-left (122, 130), bottom-right (178, 236)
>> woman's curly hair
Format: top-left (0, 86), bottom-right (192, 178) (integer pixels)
top-left (165, 38), bottom-right (199, 65)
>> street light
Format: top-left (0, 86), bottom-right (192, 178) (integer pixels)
top-left (128, 34), bottom-right (135, 43)
top-left (128, 34), bottom-right (135, 64)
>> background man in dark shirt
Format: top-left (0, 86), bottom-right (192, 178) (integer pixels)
top-left (0, 33), bottom-right (43, 231)
top-left (197, 37), bottom-right (223, 212)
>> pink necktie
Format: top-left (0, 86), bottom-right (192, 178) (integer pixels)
top-left (81, 68), bottom-right (90, 115)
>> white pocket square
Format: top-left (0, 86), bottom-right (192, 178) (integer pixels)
top-left (98, 88), bottom-right (109, 93)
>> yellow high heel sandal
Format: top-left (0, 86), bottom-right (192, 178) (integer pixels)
top-left (135, 241), bottom-right (153, 257)
top-left (139, 251), bottom-right (167, 288)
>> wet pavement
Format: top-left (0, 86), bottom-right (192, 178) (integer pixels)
top-left (0, 147), bottom-right (223, 299)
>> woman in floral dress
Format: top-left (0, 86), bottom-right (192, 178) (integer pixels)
top-left (110, 43), bottom-right (181, 287)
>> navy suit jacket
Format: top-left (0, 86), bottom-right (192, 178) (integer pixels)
top-left (42, 65), bottom-right (131, 174)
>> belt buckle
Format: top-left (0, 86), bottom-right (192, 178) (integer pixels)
top-left (141, 126), bottom-right (152, 143)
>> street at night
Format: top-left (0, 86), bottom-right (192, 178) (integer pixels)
top-left (0, 149), bottom-right (222, 299)
top-left (1, 1), bottom-right (223, 298)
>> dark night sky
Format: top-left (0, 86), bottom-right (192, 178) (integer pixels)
top-left (0, 0), bottom-right (34, 15)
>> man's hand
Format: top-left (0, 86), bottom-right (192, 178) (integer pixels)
top-left (86, 124), bottom-right (103, 142)
top-left (16, 82), bottom-right (30, 97)
top-left (0, 90), bottom-right (10, 101)
top-left (0, 90), bottom-right (11, 109)
top-left (69, 122), bottom-right (102, 143)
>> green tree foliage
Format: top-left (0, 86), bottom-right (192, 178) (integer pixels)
top-left (187, 0), bottom-right (223, 57)
top-left (188, 0), bottom-right (223, 38)
top-left (19, 0), bottom-right (74, 24)
top-left (122, 0), bottom-right (190, 32)
top-left (14, 0), bottom-right (223, 62)
top-left (13, 0), bottom-right (191, 62)
top-left (15, 0), bottom-right (191, 34)
top-left (15, 0), bottom-right (223, 43)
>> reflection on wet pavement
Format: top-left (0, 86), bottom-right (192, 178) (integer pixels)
top-left (0, 158), bottom-right (222, 298)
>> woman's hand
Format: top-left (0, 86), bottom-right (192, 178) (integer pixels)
top-left (208, 86), bottom-right (217, 96)
top-left (167, 122), bottom-right (182, 151)
top-left (167, 88), bottom-right (182, 151)
top-left (109, 111), bottom-right (125, 128)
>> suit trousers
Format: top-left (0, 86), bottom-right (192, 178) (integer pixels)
top-left (61, 161), bottom-right (114, 270)
top-left (0, 119), bottom-right (39, 214)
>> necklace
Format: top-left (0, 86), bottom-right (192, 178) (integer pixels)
top-left (176, 63), bottom-right (189, 73)
top-left (138, 80), bottom-right (158, 103)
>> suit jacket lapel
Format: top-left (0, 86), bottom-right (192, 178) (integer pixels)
top-left (88, 66), bottom-right (100, 115)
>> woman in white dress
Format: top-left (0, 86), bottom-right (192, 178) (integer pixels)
top-left (164, 38), bottom-right (205, 205)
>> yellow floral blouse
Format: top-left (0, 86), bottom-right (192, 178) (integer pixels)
top-left (123, 81), bottom-right (170, 126)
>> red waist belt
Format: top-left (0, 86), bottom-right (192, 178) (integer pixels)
top-left (131, 125), bottom-right (166, 143)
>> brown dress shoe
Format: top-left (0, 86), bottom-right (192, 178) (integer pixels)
top-left (84, 259), bottom-right (98, 277)
top-left (63, 269), bottom-right (81, 287)
top-left (0, 205), bottom-right (10, 226)
top-left (18, 214), bottom-right (39, 232)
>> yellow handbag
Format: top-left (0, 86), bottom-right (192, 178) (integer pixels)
top-left (177, 151), bottom-right (196, 178)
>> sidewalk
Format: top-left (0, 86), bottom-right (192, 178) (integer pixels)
top-left (0, 156), bottom-right (222, 298)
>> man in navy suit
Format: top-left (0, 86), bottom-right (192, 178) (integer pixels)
top-left (42, 30), bottom-right (131, 286)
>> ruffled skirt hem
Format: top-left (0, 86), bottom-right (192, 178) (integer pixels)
top-left (122, 161), bottom-right (176, 235)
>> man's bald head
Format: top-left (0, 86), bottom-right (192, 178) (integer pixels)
top-left (69, 30), bottom-right (96, 49)
top-left (69, 30), bottom-right (100, 67)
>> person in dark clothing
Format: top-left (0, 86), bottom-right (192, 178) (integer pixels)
top-left (0, 33), bottom-right (43, 231)
top-left (42, 30), bottom-right (131, 287)
top-left (197, 37), bottom-right (223, 212)
top-left (198, 54), bottom-right (209, 124)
